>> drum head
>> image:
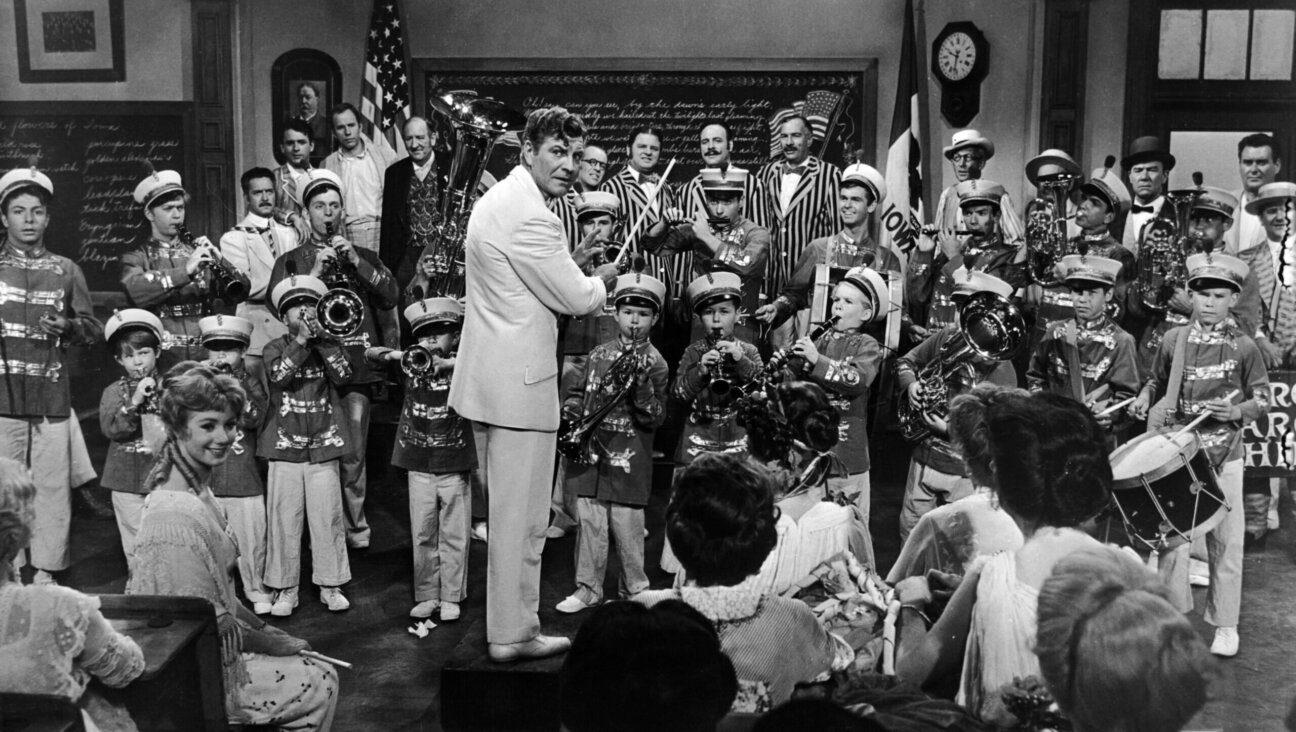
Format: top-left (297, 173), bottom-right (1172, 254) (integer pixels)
top-left (1109, 429), bottom-right (1200, 490)
top-left (1110, 430), bottom-right (1227, 550)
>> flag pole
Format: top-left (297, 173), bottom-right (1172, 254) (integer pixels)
top-left (814, 94), bottom-right (848, 163)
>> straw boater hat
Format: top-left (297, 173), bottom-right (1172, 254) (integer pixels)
top-left (574, 191), bottom-right (621, 221)
top-left (955, 179), bottom-right (1006, 210)
top-left (837, 265), bottom-right (890, 323)
top-left (0, 164), bottom-right (53, 203)
top-left (1244, 181), bottom-right (1296, 215)
top-left (198, 314), bottom-right (253, 348)
top-left (1120, 136), bottom-right (1176, 172)
top-left (840, 163), bottom-right (887, 206)
top-left (613, 272), bottom-right (666, 313)
top-left (133, 169), bottom-right (185, 209)
top-left (1025, 149), bottom-right (1081, 187)
top-left (1186, 251), bottom-right (1249, 293)
top-left (1055, 253), bottom-right (1122, 289)
top-left (685, 271), bottom-right (743, 314)
top-left (104, 308), bottom-right (164, 344)
top-left (404, 297), bottom-right (462, 337)
top-left (270, 275), bottom-right (328, 317)
top-left (1190, 187), bottom-right (1238, 220)
top-left (943, 129), bottom-right (994, 160)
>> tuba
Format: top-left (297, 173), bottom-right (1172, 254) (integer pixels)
top-left (407, 90), bottom-right (527, 299)
top-left (557, 336), bottom-right (650, 466)
top-left (1135, 172), bottom-right (1204, 311)
top-left (1024, 173), bottom-right (1079, 286)
top-left (316, 221), bottom-right (365, 337)
top-left (897, 291), bottom-right (1027, 443)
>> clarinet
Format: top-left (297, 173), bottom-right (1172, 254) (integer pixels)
top-left (763, 316), bottom-right (841, 379)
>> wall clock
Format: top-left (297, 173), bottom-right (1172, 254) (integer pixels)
top-left (932, 22), bottom-right (990, 127)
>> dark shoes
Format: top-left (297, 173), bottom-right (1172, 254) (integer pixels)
top-left (487, 634), bottom-right (572, 663)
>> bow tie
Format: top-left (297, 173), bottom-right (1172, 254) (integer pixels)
top-left (783, 164), bottom-right (807, 176)
top-left (1131, 204), bottom-right (1155, 214)
top-left (254, 226), bottom-right (270, 234)
top-left (640, 173), bottom-right (660, 185)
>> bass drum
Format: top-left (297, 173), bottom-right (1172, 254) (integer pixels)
top-left (1108, 428), bottom-right (1228, 551)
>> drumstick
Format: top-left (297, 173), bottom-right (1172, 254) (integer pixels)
top-left (612, 157), bottom-right (678, 268)
top-left (300, 650), bottom-right (352, 669)
top-left (1169, 389), bottom-right (1240, 442)
top-left (882, 599), bottom-right (901, 676)
top-left (1096, 396), bottom-right (1136, 417)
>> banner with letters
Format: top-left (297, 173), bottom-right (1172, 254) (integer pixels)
top-left (1243, 369), bottom-right (1295, 478)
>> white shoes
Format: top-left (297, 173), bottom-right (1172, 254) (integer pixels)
top-left (271, 588), bottom-right (299, 617)
top-left (1210, 626), bottom-right (1239, 657)
top-left (320, 586), bottom-right (350, 612)
top-left (410, 600), bottom-right (439, 619)
top-left (440, 601), bottom-right (461, 622)
top-left (31, 570), bottom-right (57, 586)
top-left (556, 594), bottom-right (598, 614)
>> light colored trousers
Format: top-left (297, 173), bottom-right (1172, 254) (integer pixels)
top-left (344, 217), bottom-right (381, 253)
top-left (1159, 458), bottom-right (1245, 627)
top-left (339, 386), bottom-right (371, 546)
top-left (475, 422), bottom-right (556, 645)
top-left (899, 459), bottom-right (974, 542)
top-left (0, 416), bottom-right (72, 571)
top-left (265, 460), bottom-right (351, 589)
top-left (218, 495), bottom-right (271, 603)
top-left (111, 492), bottom-right (146, 562)
top-left (409, 471), bottom-right (471, 603)
top-left (572, 497), bottom-right (648, 605)
top-left (829, 471), bottom-right (872, 522)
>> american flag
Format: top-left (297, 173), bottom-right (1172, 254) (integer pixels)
top-left (802, 90), bottom-right (843, 142)
top-left (360, 0), bottom-right (411, 157)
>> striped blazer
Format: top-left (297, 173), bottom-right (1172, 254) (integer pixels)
top-left (757, 157), bottom-right (842, 297)
top-left (1241, 241), bottom-right (1296, 358)
top-left (600, 168), bottom-right (681, 294)
top-left (549, 191), bottom-right (582, 251)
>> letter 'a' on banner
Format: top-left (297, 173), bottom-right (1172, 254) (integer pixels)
top-left (878, 0), bottom-right (926, 265)
top-left (1243, 369), bottom-right (1296, 478)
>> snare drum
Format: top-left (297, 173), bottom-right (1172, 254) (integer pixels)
top-left (1108, 428), bottom-right (1228, 550)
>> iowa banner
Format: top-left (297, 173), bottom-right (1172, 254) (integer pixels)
top-left (877, 0), bottom-right (925, 257)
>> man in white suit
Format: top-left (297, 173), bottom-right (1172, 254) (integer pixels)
top-left (449, 106), bottom-right (618, 662)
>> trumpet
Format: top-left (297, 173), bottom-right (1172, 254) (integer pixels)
top-left (401, 345), bottom-right (447, 378)
top-left (177, 225), bottom-right (248, 305)
top-left (705, 327), bottom-right (741, 398)
top-left (316, 221), bottom-right (365, 337)
top-left (596, 241), bottom-right (645, 275)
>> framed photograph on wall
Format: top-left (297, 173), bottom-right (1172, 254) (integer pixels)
top-left (14, 0), bottom-right (126, 83)
top-left (272, 49), bottom-right (343, 166)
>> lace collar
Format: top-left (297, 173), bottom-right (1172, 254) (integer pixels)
top-left (680, 576), bottom-right (764, 623)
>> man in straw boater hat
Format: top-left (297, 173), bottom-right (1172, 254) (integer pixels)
top-left (1129, 247), bottom-right (1270, 658)
top-left (0, 163), bottom-right (102, 585)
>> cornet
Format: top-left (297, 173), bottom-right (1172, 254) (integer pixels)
top-left (401, 345), bottom-right (448, 378)
top-left (316, 221), bottom-right (365, 337)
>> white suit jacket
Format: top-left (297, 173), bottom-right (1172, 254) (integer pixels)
top-left (449, 165), bottom-right (608, 431)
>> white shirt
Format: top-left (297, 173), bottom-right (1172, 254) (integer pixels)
top-left (324, 137), bottom-right (396, 221)
top-left (779, 163), bottom-right (805, 215)
top-left (628, 168), bottom-right (659, 200)
top-left (1122, 195), bottom-right (1165, 254)
top-left (1229, 189), bottom-right (1265, 255)
top-left (412, 154), bottom-right (436, 183)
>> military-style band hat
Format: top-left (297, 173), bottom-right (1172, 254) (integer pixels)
top-left (685, 271), bottom-right (743, 314)
top-left (1075, 166), bottom-right (1132, 218)
top-left (198, 314), bottom-right (253, 347)
top-left (1025, 149), bottom-right (1081, 187)
top-left (840, 163), bottom-right (887, 206)
top-left (0, 165), bottom-right (53, 203)
top-left (943, 129), bottom-right (995, 160)
top-left (699, 167), bottom-right (749, 195)
top-left (133, 170), bottom-right (185, 209)
top-left (404, 297), bottom-right (462, 336)
top-left (837, 265), bottom-right (889, 323)
top-left (955, 179), bottom-right (1006, 210)
top-left (270, 275), bottom-right (328, 317)
top-left (574, 191), bottom-right (621, 220)
top-left (297, 169), bottom-right (345, 207)
top-left (1055, 253), bottom-right (1122, 288)
top-left (951, 267), bottom-right (1014, 300)
top-left (104, 308), bottom-right (164, 344)
top-left (1244, 181), bottom-right (1296, 215)
top-left (613, 272), bottom-right (666, 313)
top-left (1186, 251), bottom-right (1249, 292)
top-left (1191, 187), bottom-right (1238, 219)
top-left (1121, 136), bottom-right (1176, 172)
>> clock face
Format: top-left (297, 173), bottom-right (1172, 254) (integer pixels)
top-left (938, 31), bottom-right (978, 82)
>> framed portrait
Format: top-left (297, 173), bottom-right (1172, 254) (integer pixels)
top-left (14, 0), bottom-right (125, 83)
top-left (272, 49), bottom-right (342, 166)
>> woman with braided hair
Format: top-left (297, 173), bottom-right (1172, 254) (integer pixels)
top-left (126, 362), bottom-right (338, 731)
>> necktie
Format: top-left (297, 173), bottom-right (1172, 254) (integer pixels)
top-left (1131, 204), bottom-right (1154, 214)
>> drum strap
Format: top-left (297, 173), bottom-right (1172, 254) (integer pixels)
top-left (1063, 322), bottom-right (1086, 402)
top-left (1148, 327), bottom-right (1188, 430)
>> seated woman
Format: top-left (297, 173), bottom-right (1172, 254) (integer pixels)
top-left (1036, 546), bottom-right (1214, 732)
top-left (126, 362), bottom-right (338, 731)
top-left (894, 386), bottom-right (1113, 724)
top-left (638, 453), bottom-right (852, 713)
top-left (738, 380), bottom-right (872, 591)
top-left (0, 457), bottom-right (145, 732)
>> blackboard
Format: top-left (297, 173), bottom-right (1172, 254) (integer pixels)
top-left (419, 59), bottom-right (877, 184)
top-left (0, 102), bottom-right (194, 292)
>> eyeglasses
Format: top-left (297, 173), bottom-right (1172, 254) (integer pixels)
top-left (951, 153), bottom-right (984, 164)
top-left (582, 160), bottom-right (608, 170)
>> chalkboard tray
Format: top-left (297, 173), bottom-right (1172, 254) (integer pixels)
top-left (418, 58), bottom-right (877, 184)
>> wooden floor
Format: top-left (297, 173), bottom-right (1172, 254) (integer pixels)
top-left (61, 418), bottom-right (1296, 731)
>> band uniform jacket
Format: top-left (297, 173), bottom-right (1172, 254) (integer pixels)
top-left (1026, 314), bottom-right (1140, 404)
top-left (0, 241), bottom-right (101, 418)
top-left (896, 326), bottom-right (1019, 475)
top-left (98, 375), bottom-right (158, 493)
top-left (121, 236), bottom-right (250, 361)
top-left (211, 365), bottom-right (268, 497)
top-left (258, 335), bottom-right (354, 464)
top-left (600, 168), bottom-right (682, 296)
top-left (910, 236), bottom-right (1028, 331)
top-left (673, 335), bottom-right (763, 464)
top-left (678, 168), bottom-right (771, 291)
top-left (379, 156), bottom-right (447, 289)
top-left (1032, 234), bottom-right (1137, 336)
top-left (642, 216), bottom-right (771, 332)
top-left (551, 190), bottom-right (614, 356)
top-left (268, 240), bottom-right (400, 385)
top-left (393, 364), bottom-right (478, 476)
top-left (777, 329), bottom-right (882, 475)
top-left (1145, 320), bottom-right (1270, 465)
top-left (563, 338), bottom-right (669, 506)
top-left (449, 165), bottom-right (608, 432)
top-left (757, 157), bottom-right (843, 299)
